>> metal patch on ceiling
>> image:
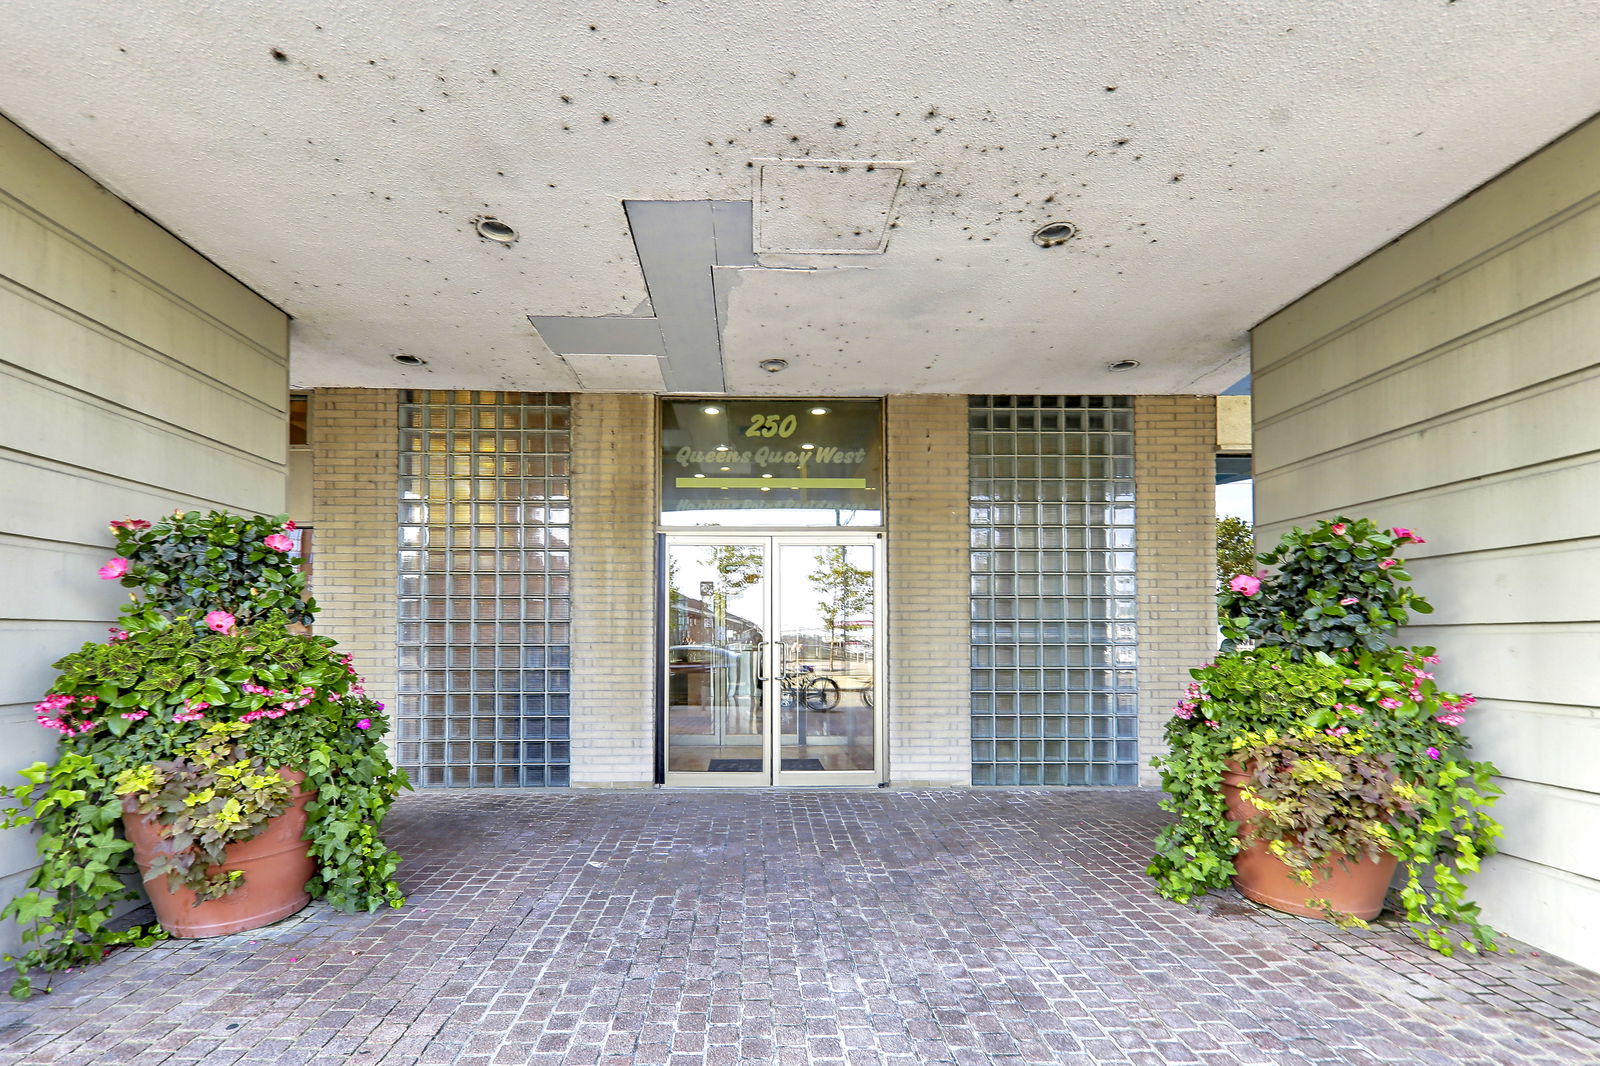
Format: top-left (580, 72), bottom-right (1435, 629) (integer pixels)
top-left (753, 159), bottom-right (908, 255)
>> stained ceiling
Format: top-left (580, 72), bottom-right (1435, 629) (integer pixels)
top-left (4, 1), bottom-right (1599, 396)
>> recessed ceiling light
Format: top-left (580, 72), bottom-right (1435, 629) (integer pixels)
top-left (760, 486), bottom-right (771, 492)
top-left (715, 444), bottom-right (729, 451)
top-left (809, 406), bottom-right (828, 415)
top-left (473, 215), bottom-right (518, 244)
top-left (800, 443), bottom-right (815, 450)
top-left (392, 353), bottom-right (426, 366)
top-left (1107, 359), bottom-right (1141, 372)
top-left (759, 358), bottom-right (789, 373)
top-left (693, 473), bottom-right (706, 479)
top-left (761, 473), bottom-right (773, 479)
top-left (703, 405), bottom-right (721, 415)
top-left (719, 466), bottom-right (730, 471)
top-left (1031, 221), bottom-right (1078, 248)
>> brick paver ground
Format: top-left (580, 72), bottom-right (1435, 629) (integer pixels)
top-left (1, 788), bottom-right (1597, 1065)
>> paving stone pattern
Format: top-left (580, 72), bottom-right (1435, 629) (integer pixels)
top-left (2, 789), bottom-right (1597, 1065)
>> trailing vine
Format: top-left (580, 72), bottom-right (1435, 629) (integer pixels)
top-left (2, 512), bottom-right (407, 998)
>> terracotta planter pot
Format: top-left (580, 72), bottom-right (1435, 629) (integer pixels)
top-left (1220, 765), bottom-right (1397, 921)
top-left (122, 770), bottom-right (316, 938)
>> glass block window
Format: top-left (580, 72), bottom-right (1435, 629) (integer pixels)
top-left (969, 396), bottom-right (1139, 786)
top-left (396, 391), bottom-right (572, 788)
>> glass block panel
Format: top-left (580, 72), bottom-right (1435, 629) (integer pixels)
top-left (969, 396), bottom-right (1138, 786)
top-left (397, 391), bottom-right (572, 788)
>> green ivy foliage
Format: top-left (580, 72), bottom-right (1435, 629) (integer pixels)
top-left (2, 514), bottom-right (407, 998)
top-left (1151, 516), bottom-right (1502, 956)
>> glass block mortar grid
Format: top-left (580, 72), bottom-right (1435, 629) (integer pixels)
top-left (396, 391), bottom-right (572, 788)
top-left (968, 396), bottom-right (1139, 786)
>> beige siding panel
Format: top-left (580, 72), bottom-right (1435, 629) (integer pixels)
top-left (1257, 202), bottom-right (1600, 403)
top-left (1255, 371), bottom-right (1600, 517)
top-left (1466, 855), bottom-right (1600, 974)
top-left (0, 621), bottom-right (112, 709)
top-left (0, 537), bottom-right (126, 622)
top-left (1257, 285), bottom-right (1600, 467)
top-left (1, 452), bottom-right (235, 546)
top-left (0, 281), bottom-right (287, 421)
top-left (1492, 783), bottom-right (1600, 883)
top-left (0, 371), bottom-right (284, 513)
top-left (0, 118), bottom-right (286, 354)
top-left (1466, 701), bottom-right (1600, 796)
top-left (1396, 623), bottom-right (1600, 718)
top-left (1257, 453), bottom-right (1600, 553)
top-left (1403, 541), bottom-right (1600, 627)
top-left (1254, 119), bottom-right (1600, 363)
top-left (0, 207), bottom-right (285, 385)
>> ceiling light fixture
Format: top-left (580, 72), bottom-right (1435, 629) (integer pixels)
top-left (759, 358), bottom-right (789, 373)
top-left (703, 405), bottom-right (722, 415)
top-left (1031, 221), bottom-right (1078, 248)
top-left (392, 353), bottom-right (427, 366)
top-left (800, 443), bottom-right (815, 450)
top-left (715, 444), bottom-right (730, 451)
top-left (1107, 359), bottom-right (1141, 372)
top-left (809, 406), bottom-right (828, 415)
top-left (472, 215), bottom-right (519, 244)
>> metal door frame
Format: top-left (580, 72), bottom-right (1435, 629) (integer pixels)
top-left (659, 531), bottom-right (885, 787)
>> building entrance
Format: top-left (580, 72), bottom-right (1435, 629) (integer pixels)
top-left (661, 534), bottom-right (883, 786)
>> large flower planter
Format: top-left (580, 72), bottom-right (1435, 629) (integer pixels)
top-left (1220, 765), bottom-right (1397, 921)
top-left (122, 770), bottom-right (316, 938)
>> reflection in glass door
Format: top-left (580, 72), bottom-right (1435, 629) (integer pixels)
top-left (663, 536), bottom-right (881, 785)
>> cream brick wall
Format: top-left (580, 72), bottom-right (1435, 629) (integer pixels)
top-left (885, 395), bottom-right (971, 786)
top-left (307, 388), bottom-right (399, 717)
top-left (1134, 395), bottom-right (1217, 786)
top-left (569, 393), bottom-right (658, 786)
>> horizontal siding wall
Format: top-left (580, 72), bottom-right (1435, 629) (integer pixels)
top-left (1252, 114), bottom-right (1600, 972)
top-left (0, 113), bottom-right (289, 954)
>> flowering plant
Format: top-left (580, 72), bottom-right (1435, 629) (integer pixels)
top-left (1149, 518), bottom-right (1502, 955)
top-left (1, 513), bottom-right (407, 997)
top-left (1218, 516), bottom-right (1432, 655)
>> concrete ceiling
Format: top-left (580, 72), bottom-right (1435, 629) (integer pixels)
top-left (4, 1), bottom-right (1599, 396)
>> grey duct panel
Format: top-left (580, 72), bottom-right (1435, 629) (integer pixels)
top-left (710, 200), bottom-right (757, 266)
top-left (525, 315), bottom-right (665, 356)
top-left (625, 200), bottom-right (727, 393)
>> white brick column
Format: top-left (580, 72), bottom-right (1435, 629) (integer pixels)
top-left (1133, 395), bottom-right (1217, 785)
top-left (569, 393), bottom-right (658, 786)
top-left (885, 395), bottom-right (971, 786)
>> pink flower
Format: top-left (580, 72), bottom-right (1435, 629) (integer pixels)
top-left (1329, 523), bottom-right (1347, 536)
top-left (1227, 574), bottom-right (1261, 597)
top-left (356, 718), bottom-right (372, 730)
top-left (1377, 697), bottom-right (1403, 710)
top-left (109, 518), bottom-right (151, 533)
top-left (1325, 726), bottom-right (1350, 737)
top-left (204, 610), bottom-right (237, 635)
top-left (1435, 713), bottom-right (1465, 727)
top-left (1338, 597), bottom-right (1358, 606)
top-left (263, 533), bottom-right (294, 552)
top-left (1391, 527), bottom-right (1426, 544)
top-left (284, 520), bottom-right (297, 531)
top-left (120, 710), bottom-right (149, 721)
top-left (1426, 747), bottom-right (1441, 760)
top-left (106, 628), bottom-right (131, 643)
top-left (98, 557), bottom-right (131, 580)
top-left (1379, 558), bottom-right (1399, 570)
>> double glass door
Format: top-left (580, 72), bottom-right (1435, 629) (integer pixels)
top-left (663, 534), bottom-right (883, 786)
